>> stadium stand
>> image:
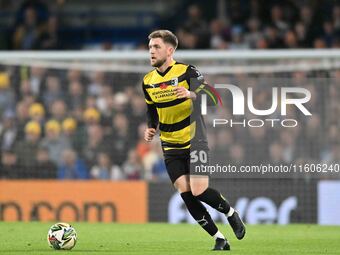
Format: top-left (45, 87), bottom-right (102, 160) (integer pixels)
top-left (0, 0), bottom-right (338, 50)
top-left (0, 0), bottom-right (339, 180)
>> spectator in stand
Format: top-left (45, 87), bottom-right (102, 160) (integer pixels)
top-left (209, 19), bottom-right (229, 49)
top-left (270, 5), bottom-right (289, 36)
top-left (0, 149), bottom-right (22, 179)
top-left (128, 94), bottom-right (146, 142)
top-left (96, 85), bottom-right (115, 127)
top-left (296, 114), bottom-right (322, 160)
top-left (299, 5), bottom-right (317, 47)
top-left (90, 152), bottom-right (124, 180)
top-left (244, 17), bottom-right (262, 49)
top-left (323, 142), bottom-right (340, 164)
top-left (284, 31), bottom-right (298, 48)
top-left (58, 148), bottom-right (88, 179)
top-left (61, 117), bottom-right (84, 154)
top-left (42, 75), bottom-right (64, 107)
top-left (37, 15), bottom-right (63, 50)
top-left (322, 21), bottom-right (336, 47)
top-left (229, 26), bottom-right (249, 49)
top-left (112, 92), bottom-right (129, 114)
top-left (141, 140), bottom-right (160, 180)
top-left (0, 72), bottom-right (16, 114)
top-left (0, 109), bottom-right (18, 152)
top-left (150, 142), bottom-right (168, 181)
top-left (228, 143), bottom-right (245, 166)
top-left (12, 7), bottom-right (44, 49)
top-left (321, 124), bottom-right (338, 162)
top-left (34, 146), bottom-right (57, 178)
top-left (85, 95), bottom-right (97, 109)
top-left (15, 0), bottom-right (49, 26)
top-left (66, 81), bottom-right (86, 111)
top-left (121, 149), bottom-right (143, 180)
top-left (29, 66), bottom-right (46, 97)
top-left (333, 5), bottom-right (340, 30)
top-left (313, 38), bottom-right (327, 48)
top-left (279, 130), bottom-right (296, 163)
top-left (18, 80), bottom-right (33, 102)
top-left (28, 102), bottom-right (45, 124)
top-left (177, 4), bottom-right (210, 49)
top-left (88, 71), bottom-right (105, 97)
top-left (15, 101), bottom-right (30, 140)
top-left (49, 99), bottom-right (67, 122)
top-left (15, 120), bottom-right (41, 170)
top-left (109, 112), bottom-right (130, 166)
top-left (135, 122), bottom-right (152, 162)
top-left (83, 107), bottom-right (100, 126)
top-left (294, 22), bottom-right (308, 47)
top-left (67, 68), bottom-right (87, 86)
top-left (40, 119), bottom-right (70, 166)
top-left (81, 123), bottom-right (111, 168)
top-left (265, 26), bottom-right (284, 48)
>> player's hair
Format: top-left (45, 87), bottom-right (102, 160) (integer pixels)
top-left (148, 30), bottom-right (178, 49)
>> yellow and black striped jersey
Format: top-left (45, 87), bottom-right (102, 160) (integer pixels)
top-left (142, 60), bottom-right (221, 153)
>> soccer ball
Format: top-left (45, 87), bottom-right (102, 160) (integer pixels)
top-left (47, 222), bottom-right (77, 250)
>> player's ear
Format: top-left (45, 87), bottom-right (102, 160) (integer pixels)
top-left (167, 46), bottom-right (174, 56)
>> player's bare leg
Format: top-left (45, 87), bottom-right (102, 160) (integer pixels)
top-left (173, 175), bottom-right (191, 193)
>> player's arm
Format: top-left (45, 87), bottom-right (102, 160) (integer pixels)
top-left (142, 83), bottom-right (158, 142)
top-left (174, 85), bottom-right (197, 99)
top-left (175, 65), bottom-right (222, 106)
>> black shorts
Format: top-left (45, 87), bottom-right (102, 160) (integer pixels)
top-left (164, 146), bottom-right (210, 183)
top-left (164, 150), bottom-right (190, 183)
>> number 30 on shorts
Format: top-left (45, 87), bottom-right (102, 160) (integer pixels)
top-left (190, 150), bottom-right (208, 164)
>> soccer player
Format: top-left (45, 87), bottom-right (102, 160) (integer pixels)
top-left (143, 30), bottom-right (245, 250)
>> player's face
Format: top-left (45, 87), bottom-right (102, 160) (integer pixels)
top-left (149, 38), bottom-right (173, 68)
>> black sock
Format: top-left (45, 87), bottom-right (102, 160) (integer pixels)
top-left (196, 188), bottom-right (231, 214)
top-left (180, 191), bottom-right (218, 236)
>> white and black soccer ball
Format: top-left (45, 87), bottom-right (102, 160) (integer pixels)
top-left (47, 222), bottom-right (77, 250)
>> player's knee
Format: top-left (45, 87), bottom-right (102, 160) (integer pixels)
top-left (191, 186), bottom-right (207, 197)
top-left (174, 182), bottom-right (191, 193)
top-left (190, 179), bottom-right (209, 196)
top-left (173, 175), bottom-right (190, 193)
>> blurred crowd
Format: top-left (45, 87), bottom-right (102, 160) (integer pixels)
top-left (0, 65), bottom-right (339, 180)
top-left (205, 71), bottom-right (340, 180)
top-left (4, 0), bottom-right (340, 50)
top-left (9, 0), bottom-right (64, 50)
top-left (0, 66), bottom-right (167, 180)
top-left (173, 2), bottom-right (340, 49)
top-left (0, 0), bottom-right (339, 180)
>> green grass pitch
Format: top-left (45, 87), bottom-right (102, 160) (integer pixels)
top-left (0, 223), bottom-right (339, 254)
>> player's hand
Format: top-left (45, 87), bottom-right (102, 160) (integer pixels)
top-left (174, 86), bottom-right (192, 99)
top-left (144, 128), bottom-right (156, 142)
